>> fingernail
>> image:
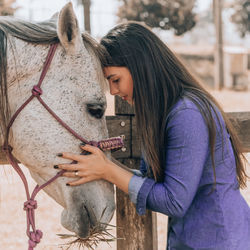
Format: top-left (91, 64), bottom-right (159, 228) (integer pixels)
top-left (54, 165), bottom-right (58, 169)
top-left (66, 183), bottom-right (70, 186)
top-left (57, 153), bottom-right (63, 157)
top-left (80, 142), bottom-right (86, 146)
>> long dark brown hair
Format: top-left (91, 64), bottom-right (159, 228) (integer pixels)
top-left (100, 21), bottom-right (248, 189)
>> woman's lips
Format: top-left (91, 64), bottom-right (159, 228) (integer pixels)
top-left (122, 96), bottom-right (128, 101)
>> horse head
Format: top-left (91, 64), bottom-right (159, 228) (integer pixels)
top-left (0, 3), bottom-right (115, 238)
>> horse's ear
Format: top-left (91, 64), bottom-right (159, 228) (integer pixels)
top-left (57, 2), bottom-right (83, 54)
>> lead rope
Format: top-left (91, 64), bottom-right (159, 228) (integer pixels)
top-left (3, 145), bottom-right (65, 249)
top-left (2, 43), bottom-right (124, 249)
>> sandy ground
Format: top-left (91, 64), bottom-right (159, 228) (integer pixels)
top-left (0, 89), bottom-right (250, 250)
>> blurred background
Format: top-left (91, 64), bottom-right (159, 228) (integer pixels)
top-left (0, 0), bottom-right (249, 249)
top-left (2, 0), bottom-right (250, 91)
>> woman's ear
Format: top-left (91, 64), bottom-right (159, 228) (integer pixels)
top-left (57, 2), bottom-right (84, 54)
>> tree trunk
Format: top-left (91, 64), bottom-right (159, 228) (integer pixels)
top-left (213, 0), bottom-right (224, 90)
top-left (82, 0), bottom-right (91, 34)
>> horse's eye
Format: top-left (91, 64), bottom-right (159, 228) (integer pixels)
top-left (87, 104), bottom-right (105, 119)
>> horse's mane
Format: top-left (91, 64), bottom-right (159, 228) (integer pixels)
top-left (0, 16), bottom-right (106, 143)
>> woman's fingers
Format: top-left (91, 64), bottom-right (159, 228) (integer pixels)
top-left (67, 177), bottom-right (92, 186)
top-left (57, 152), bottom-right (85, 162)
top-left (55, 163), bottom-right (80, 171)
top-left (80, 144), bottom-right (100, 154)
top-left (57, 145), bottom-right (101, 162)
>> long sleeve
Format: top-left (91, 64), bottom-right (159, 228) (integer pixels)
top-left (130, 106), bottom-right (210, 216)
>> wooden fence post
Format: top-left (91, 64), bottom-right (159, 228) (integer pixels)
top-left (113, 96), bottom-right (158, 250)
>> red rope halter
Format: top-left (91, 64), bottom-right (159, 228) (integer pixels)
top-left (2, 43), bottom-right (124, 249)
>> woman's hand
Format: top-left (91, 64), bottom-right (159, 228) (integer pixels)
top-left (56, 144), bottom-right (134, 193)
top-left (56, 144), bottom-right (111, 186)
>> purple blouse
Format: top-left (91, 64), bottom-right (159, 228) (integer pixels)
top-left (128, 95), bottom-right (250, 249)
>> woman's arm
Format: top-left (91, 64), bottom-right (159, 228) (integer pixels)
top-left (105, 159), bottom-right (134, 193)
top-left (129, 107), bottom-right (210, 216)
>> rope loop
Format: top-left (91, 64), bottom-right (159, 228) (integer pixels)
top-left (24, 199), bottom-right (37, 210)
top-left (32, 85), bottom-right (43, 96)
top-left (28, 230), bottom-right (43, 249)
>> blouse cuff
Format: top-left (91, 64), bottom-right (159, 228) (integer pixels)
top-left (130, 169), bottom-right (144, 177)
top-left (128, 175), bottom-right (146, 204)
top-left (136, 178), bottom-right (155, 215)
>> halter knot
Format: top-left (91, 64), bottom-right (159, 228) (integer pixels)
top-left (28, 230), bottom-right (43, 249)
top-left (24, 199), bottom-right (37, 210)
top-left (2, 144), bottom-right (13, 152)
top-left (32, 85), bottom-right (43, 96)
top-left (97, 136), bottom-right (125, 151)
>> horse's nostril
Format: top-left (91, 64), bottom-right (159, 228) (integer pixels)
top-left (87, 104), bottom-right (105, 119)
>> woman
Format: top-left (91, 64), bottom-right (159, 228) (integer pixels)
top-left (55, 22), bottom-right (250, 249)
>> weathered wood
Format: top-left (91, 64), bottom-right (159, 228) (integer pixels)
top-left (106, 116), bottom-right (131, 159)
top-left (116, 158), bottom-right (158, 250)
top-left (115, 96), bottom-right (135, 115)
top-left (228, 112), bottom-right (250, 152)
top-left (132, 115), bottom-right (140, 157)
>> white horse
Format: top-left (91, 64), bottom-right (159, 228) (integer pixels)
top-left (0, 2), bottom-right (115, 240)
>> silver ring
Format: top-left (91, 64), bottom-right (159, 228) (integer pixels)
top-left (74, 171), bottom-right (79, 177)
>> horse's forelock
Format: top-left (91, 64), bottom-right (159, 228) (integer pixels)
top-left (82, 33), bottom-right (108, 92)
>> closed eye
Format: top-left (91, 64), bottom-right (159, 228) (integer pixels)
top-left (112, 79), bottom-right (120, 83)
top-left (86, 103), bottom-right (105, 119)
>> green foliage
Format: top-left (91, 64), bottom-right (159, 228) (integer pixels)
top-left (117, 0), bottom-right (197, 35)
top-left (0, 0), bottom-right (17, 16)
top-left (231, 0), bottom-right (250, 37)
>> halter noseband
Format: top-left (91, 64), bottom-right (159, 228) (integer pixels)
top-left (2, 43), bottom-right (124, 249)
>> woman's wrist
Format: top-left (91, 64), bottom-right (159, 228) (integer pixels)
top-left (104, 159), bottom-right (133, 193)
top-left (103, 159), bottom-right (115, 181)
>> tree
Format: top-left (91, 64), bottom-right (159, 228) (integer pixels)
top-left (77, 0), bottom-right (91, 34)
top-left (117, 0), bottom-right (197, 35)
top-left (0, 0), bottom-right (17, 16)
top-left (231, 0), bottom-right (250, 37)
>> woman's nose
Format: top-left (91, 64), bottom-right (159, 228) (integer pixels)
top-left (109, 83), bottom-right (119, 96)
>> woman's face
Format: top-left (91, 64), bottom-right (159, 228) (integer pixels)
top-left (104, 67), bottom-right (134, 105)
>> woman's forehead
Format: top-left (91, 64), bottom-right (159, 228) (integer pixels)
top-left (104, 66), bottom-right (129, 78)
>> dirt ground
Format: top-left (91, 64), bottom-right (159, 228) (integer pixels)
top-left (0, 89), bottom-right (250, 250)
